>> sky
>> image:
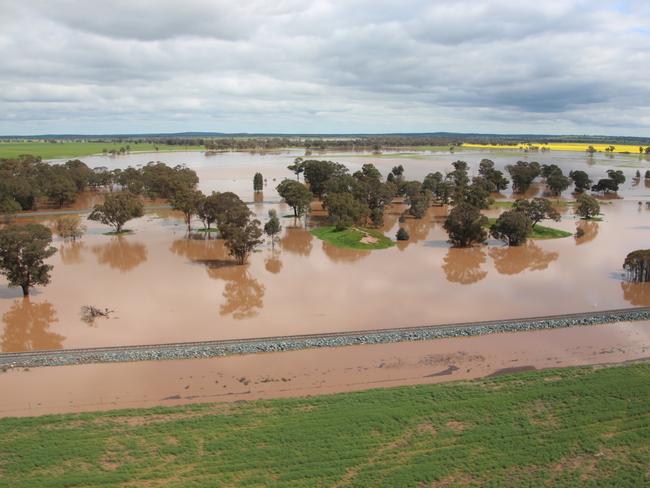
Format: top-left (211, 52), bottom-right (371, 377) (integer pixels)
top-left (1, 0), bottom-right (650, 136)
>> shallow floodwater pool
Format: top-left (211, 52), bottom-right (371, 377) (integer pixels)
top-left (1, 149), bottom-right (649, 352)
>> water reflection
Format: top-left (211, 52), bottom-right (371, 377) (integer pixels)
top-left (206, 264), bottom-right (265, 319)
top-left (621, 282), bottom-right (650, 306)
top-left (92, 237), bottom-right (148, 272)
top-left (59, 241), bottom-right (85, 265)
top-left (575, 221), bottom-right (599, 245)
top-left (442, 247), bottom-right (488, 284)
top-left (321, 241), bottom-right (370, 263)
top-left (170, 235), bottom-right (226, 262)
top-left (489, 242), bottom-right (558, 275)
top-left (1, 298), bottom-right (63, 352)
top-left (280, 226), bottom-right (313, 256)
top-left (265, 249), bottom-right (283, 274)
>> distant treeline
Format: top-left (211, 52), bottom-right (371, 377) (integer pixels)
top-left (0, 154), bottom-right (197, 211)
top-left (3, 133), bottom-right (650, 150)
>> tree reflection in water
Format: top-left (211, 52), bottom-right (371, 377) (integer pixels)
top-left (59, 241), bottom-right (85, 265)
top-left (280, 226), bottom-right (313, 257)
top-left (621, 282), bottom-right (650, 306)
top-left (442, 246), bottom-right (488, 285)
top-left (265, 249), bottom-right (283, 274)
top-left (489, 242), bottom-right (558, 275)
top-left (206, 264), bottom-right (265, 319)
top-left (1, 298), bottom-right (63, 352)
top-left (321, 241), bottom-right (371, 264)
top-left (92, 237), bottom-right (148, 272)
top-left (575, 221), bottom-right (599, 245)
top-left (170, 234), bottom-right (225, 262)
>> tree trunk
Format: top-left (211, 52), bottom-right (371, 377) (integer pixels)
top-left (21, 284), bottom-right (29, 296)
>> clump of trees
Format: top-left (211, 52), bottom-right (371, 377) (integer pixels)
top-left (54, 215), bottom-right (86, 241)
top-left (0, 155), bottom-right (92, 210)
top-left (575, 194), bottom-right (600, 219)
top-left (443, 203), bottom-right (488, 247)
top-left (512, 198), bottom-right (560, 229)
top-left (541, 164), bottom-right (571, 196)
top-left (623, 250), bottom-right (650, 283)
top-left (490, 210), bottom-right (532, 246)
top-left (0, 224), bottom-right (56, 296)
top-left (591, 169), bottom-right (626, 194)
top-left (285, 161), bottom-right (397, 229)
top-left (569, 170), bottom-right (592, 193)
top-left (88, 192), bottom-right (144, 233)
top-left (506, 161), bottom-right (540, 193)
top-left (478, 159), bottom-right (509, 192)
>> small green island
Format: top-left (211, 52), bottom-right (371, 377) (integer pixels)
top-left (485, 218), bottom-right (572, 239)
top-left (310, 226), bottom-right (395, 250)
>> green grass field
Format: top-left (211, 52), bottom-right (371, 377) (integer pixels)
top-left (310, 225), bottom-right (395, 250)
top-left (0, 364), bottom-right (648, 487)
top-left (0, 142), bottom-right (205, 160)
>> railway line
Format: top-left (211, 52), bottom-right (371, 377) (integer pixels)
top-left (2, 307), bottom-right (650, 369)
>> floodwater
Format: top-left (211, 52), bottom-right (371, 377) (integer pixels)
top-left (1, 149), bottom-right (650, 351)
top-left (1, 320), bottom-right (648, 417)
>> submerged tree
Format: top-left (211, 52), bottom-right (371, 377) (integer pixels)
top-left (276, 179), bottom-right (312, 218)
top-left (623, 250), bottom-right (650, 283)
top-left (443, 203), bottom-right (488, 247)
top-left (54, 215), bottom-right (86, 241)
top-left (506, 161), bottom-right (541, 193)
top-left (490, 210), bottom-right (532, 246)
top-left (170, 188), bottom-right (204, 231)
top-left (218, 205), bottom-right (264, 265)
top-left (0, 224), bottom-right (56, 296)
top-left (575, 193), bottom-right (600, 219)
top-left (569, 170), bottom-right (592, 193)
top-left (264, 209), bottom-right (282, 247)
top-left (253, 172), bottom-right (264, 192)
top-left (88, 192), bottom-right (144, 233)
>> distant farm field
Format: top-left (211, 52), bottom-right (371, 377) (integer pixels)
top-left (0, 142), bottom-right (205, 160)
top-left (463, 142), bottom-right (648, 154)
top-left (1, 363), bottom-right (648, 487)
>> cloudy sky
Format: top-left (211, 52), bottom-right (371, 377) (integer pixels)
top-left (1, 0), bottom-right (649, 136)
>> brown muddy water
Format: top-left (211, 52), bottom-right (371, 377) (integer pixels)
top-left (1, 320), bottom-right (648, 417)
top-left (1, 149), bottom-right (650, 352)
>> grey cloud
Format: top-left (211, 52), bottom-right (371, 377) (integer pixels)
top-left (1, 0), bottom-right (650, 135)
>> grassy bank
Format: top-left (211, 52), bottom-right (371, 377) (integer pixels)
top-left (311, 225), bottom-right (395, 250)
top-left (486, 217), bottom-right (573, 239)
top-left (0, 142), bottom-right (205, 160)
top-left (0, 364), bottom-right (648, 487)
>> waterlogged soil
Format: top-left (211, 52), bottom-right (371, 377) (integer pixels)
top-left (1, 149), bottom-right (650, 352)
top-left (1, 321), bottom-right (648, 417)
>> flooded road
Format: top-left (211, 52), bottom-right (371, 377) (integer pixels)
top-left (1, 320), bottom-right (648, 417)
top-left (1, 149), bottom-right (650, 351)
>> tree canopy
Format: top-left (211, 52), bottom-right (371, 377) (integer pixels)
top-left (0, 223), bottom-right (56, 296)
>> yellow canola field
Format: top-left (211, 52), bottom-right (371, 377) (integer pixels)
top-left (463, 142), bottom-right (648, 153)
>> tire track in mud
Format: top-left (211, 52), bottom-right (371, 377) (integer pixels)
top-left (2, 307), bottom-right (650, 369)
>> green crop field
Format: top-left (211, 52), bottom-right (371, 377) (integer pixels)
top-left (0, 363), bottom-right (648, 487)
top-left (0, 142), bottom-right (205, 160)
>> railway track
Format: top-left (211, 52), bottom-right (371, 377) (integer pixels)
top-left (2, 307), bottom-right (650, 369)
